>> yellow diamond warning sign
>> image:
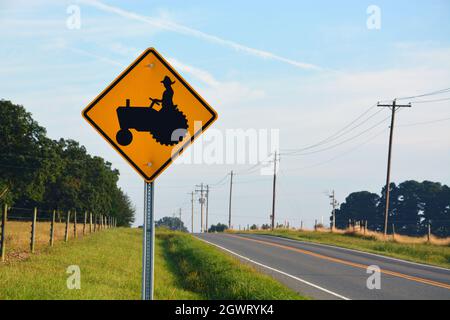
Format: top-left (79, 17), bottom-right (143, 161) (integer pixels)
top-left (82, 48), bottom-right (218, 182)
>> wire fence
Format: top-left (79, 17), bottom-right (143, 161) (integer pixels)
top-left (236, 217), bottom-right (450, 244)
top-left (0, 204), bottom-right (117, 262)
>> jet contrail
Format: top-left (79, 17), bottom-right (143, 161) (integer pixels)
top-left (78, 0), bottom-right (322, 71)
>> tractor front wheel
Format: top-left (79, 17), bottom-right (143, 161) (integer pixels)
top-left (116, 129), bottom-right (132, 146)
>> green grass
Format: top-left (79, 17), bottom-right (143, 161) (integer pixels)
top-left (0, 228), bottom-right (303, 300)
top-left (239, 229), bottom-right (450, 269)
top-left (158, 230), bottom-right (304, 300)
top-left (0, 228), bottom-right (141, 299)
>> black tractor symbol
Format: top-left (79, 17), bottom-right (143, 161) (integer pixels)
top-left (116, 76), bottom-right (189, 147)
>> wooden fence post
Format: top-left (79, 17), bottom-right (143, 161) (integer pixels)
top-left (427, 223), bottom-right (431, 243)
top-left (1, 204), bottom-right (8, 262)
top-left (89, 212), bottom-right (92, 233)
top-left (83, 211), bottom-right (87, 236)
top-left (30, 207), bottom-right (37, 253)
top-left (73, 211), bottom-right (77, 239)
top-left (65, 210), bottom-right (70, 242)
top-left (50, 209), bottom-right (55, 247)
top-left (392, 223), bottom-right (396, 240)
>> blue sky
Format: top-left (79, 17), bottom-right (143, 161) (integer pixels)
top-left (1, 0), bottom-right (450, 230)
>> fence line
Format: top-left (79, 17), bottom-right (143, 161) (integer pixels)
top-left (0, 204), bottom-right (117, 262)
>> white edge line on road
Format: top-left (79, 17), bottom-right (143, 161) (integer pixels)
top-left (195, 236), bottom-right (351, 301)
top-left (253, 234), bottom-right (450, 273)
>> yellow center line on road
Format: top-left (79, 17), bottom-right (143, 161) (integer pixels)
top-left (228, 234), bottom-right (450, 291)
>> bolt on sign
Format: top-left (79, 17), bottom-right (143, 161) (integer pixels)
top-left (82, 48), bottom-right (218, 182)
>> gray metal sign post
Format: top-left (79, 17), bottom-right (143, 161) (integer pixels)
top-left (142, 181), bottom-right (155, 300)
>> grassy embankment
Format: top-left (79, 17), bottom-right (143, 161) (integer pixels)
top-left (237, 228), bottom-right (450, 269)
top-left (0, 225), bottom-right (303, 300)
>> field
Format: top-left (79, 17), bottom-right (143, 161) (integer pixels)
top-left (237, 228), bottom-right (450, 269)
top-left (2, 221), bottom-right (87, 261)
top-left (0, 226), bottom-right (303, 300)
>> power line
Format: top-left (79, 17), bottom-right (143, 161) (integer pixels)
top-left (396, 87), bottom-right (450, 101)
top-left (281, 87), bottom-right (450, 156)
top-left (234, 153), bottom-right (274, 175)
top-left (282, 127), bottom-right (388, 172)
top-left (281, 104), bottom-right (379, 154)
top-left (398, 116), bottom-right (450, 127)
top-left (281, 114), bottom-right (391, 157)
top-left (412, 97), bottom-right (450, 104)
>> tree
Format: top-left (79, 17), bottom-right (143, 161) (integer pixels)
top-left (156, 216), bottom-right (188, 232)
top-left (419, 181), bottom-right (450, 237)
top-left (334, 181), bottom-right (450, 237)
top-left (208, 223), bottom-right (228, 233)
top-left (0, 100), bottom-right (135, 226)
top-left (334, 191), bottom-right (382, 230)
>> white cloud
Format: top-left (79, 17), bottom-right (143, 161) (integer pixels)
top-left (167, 57), bottom-right (266, 105)
top-left (78, 0), bottom-right (322, 71)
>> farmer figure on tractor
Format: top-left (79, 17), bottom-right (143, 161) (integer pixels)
top-left (115, 74), bottom-right (188, 147)
top-left (150, 76), bottom-right (176, 110)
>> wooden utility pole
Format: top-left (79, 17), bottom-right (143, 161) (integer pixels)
top-left (189, 191), bottom-right (194, 233)
top-left (378, 100), bottom-right (411, 236)
top-left (329, 190), bottom-right (338, 231)
top-left (271, 152), bottom-right (278, 230)
top-left (205, 185), bottom-right (210, 233)
top-left (195, 184), bottom-right (205, 233)
top-left (228, 171), bottom-right (233, 230)
top-left (179, 208), bottom-right (182, 232)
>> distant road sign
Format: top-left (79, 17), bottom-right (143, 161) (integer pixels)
top-left (82, 48), bottom-right (218, 182)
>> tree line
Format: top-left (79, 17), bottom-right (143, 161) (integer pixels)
top-left (0, 100), bottom-right (135, 226)
top-left (334, 180), bottom-right (450, 237)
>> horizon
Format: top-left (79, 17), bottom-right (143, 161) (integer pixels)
top-left (1, 0), bottom-right (449, 230)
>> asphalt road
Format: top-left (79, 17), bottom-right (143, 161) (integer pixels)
top-left (195, 233), bottom-right (450, 300)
